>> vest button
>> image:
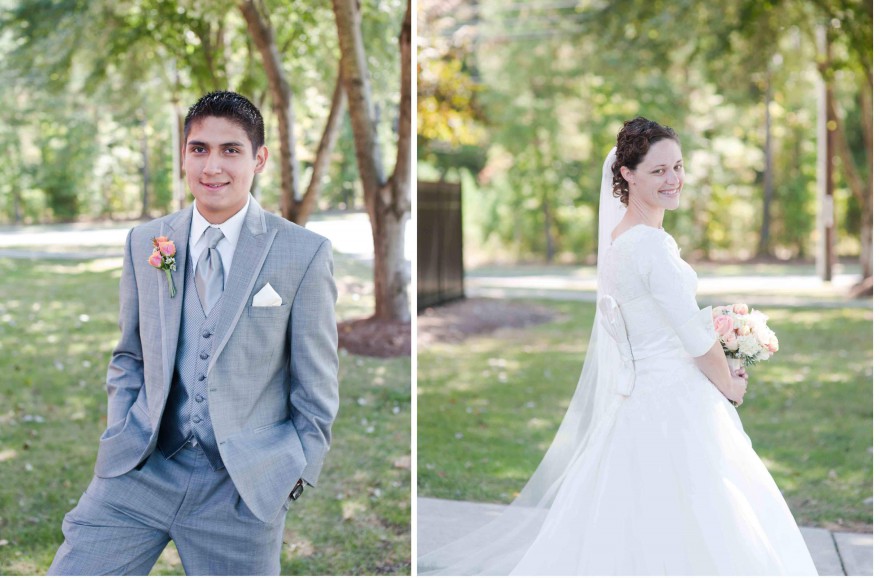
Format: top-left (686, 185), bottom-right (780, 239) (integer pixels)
top-left (202, 330), bottom-right (212, 338)
top-left (200, 352), bottom-right (209, 360)
top-left (192, 416), bottom-right (202, 424)
top-left (195, 394), bottom-right (204, 403)
top-left (198, 374), bottom-right (206, 381)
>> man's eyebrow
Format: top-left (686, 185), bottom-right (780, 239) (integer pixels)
top-left (186, 140), bottom-right (246, 148)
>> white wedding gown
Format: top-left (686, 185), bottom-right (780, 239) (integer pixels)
top-left (509, 225), bottom-right (818, 575)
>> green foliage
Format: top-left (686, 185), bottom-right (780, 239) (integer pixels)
top-left (0, 0), bottom-right (405, 223)
top-left (417, 0), bottom-right (872, 264)
top-left (418, 297), bottom-right (872, 529)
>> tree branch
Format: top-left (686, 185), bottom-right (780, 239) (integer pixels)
top-left (293, 60), bottom-right (348, 225)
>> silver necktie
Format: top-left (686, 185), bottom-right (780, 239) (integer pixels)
top-left (195, 227), bottom-right (225, 314)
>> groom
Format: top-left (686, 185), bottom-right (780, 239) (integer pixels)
top-left (49, 91), bottom-right (339, 575)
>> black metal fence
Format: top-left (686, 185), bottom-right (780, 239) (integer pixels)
top-left (417, 180), bottom-right (464, 311)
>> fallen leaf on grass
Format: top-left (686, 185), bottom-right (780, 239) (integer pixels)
top-left (342, 500), bottom-right (367, 521)
top-left (284, 536), bottom-right (315, 557)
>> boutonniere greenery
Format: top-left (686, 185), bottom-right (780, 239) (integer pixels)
top-left (149, 236), bottom-right (177, 298)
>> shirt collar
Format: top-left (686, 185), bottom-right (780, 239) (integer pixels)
top-left (191, 196), bottom-right (250, 248)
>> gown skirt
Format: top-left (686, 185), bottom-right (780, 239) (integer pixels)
top-left (510, 351), bottom-right (819, 576)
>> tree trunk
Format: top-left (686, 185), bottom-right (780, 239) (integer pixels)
top-left (542, 191), bottom-right (555, 263)
top-left (140, 114), bottom-right (150, 218)
top-left (292, 62), bottom-right (348, 225)
top-left (791, 125), bottom-right (805, 258)
top-left (758, 70), bottom-right (773, 257)
top-left (859, 82), bottom-right (872, 279)
top-left (171, 100), bottom-right (186, 211)
top-left (332, 0), bottom-right (411, 322)
top-left (12, 187), bottom-right (21, 224)
top-left (828, 81), bottom-right (872, 279)
top-left (196, 18), bottom-right (228, 90)
top-left (239, 0), bottom-right (300, 221)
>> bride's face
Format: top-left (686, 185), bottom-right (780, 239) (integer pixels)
top-left (623, 138), bottom-right (684, 211)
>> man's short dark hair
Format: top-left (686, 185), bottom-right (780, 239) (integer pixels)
top-left (184, 91), bottom-right (265, 156)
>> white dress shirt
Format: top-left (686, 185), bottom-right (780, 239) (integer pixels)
top-left (189, 197), bottom-right (250, 288)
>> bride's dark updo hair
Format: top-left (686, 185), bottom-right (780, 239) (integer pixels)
top-left (612, 117), bottom-right (679, 206)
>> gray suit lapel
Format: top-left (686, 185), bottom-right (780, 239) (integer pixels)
top-left (157, 207), bottom-right (191, 397)
top-left (206, 197), bottom-right (277, 376)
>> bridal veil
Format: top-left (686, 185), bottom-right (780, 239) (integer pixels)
top-left (418, 148), bottom-right (628, 575)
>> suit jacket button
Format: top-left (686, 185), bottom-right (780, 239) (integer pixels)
top-left (199, 352), bottom-right (209, 360)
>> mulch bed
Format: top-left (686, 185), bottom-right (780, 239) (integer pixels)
top-left (338, 317), bottom-right (411, 358)
top-left (418, 297), bottom-right (558, 346)
top-left (338, 298), bottom-right (559, 357)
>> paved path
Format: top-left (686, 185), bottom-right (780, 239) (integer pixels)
top-left (417, 497), bottom-right (873, 575)
top-left (466, 271), bottom-right (872, 309)
top-left (0, 213), bottom-right (413, 261)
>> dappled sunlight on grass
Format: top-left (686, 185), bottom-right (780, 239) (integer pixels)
top-left (0, 255), bottom-right (411, 576)
top-left (0, 448), bottom-right (19, 462)
top-left (34, 258), bottom-right (123, 275)
top-left (419, 298), bottom-right (871, 530)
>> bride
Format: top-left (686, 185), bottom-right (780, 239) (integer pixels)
top-left (418, 117), bottom-right (818, 575)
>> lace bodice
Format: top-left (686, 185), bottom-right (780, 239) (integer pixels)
top-left (599, 224), bottom-right (715, 362)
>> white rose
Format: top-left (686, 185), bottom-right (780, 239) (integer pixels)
top-left (754, 325), bottom-right (772, 345)
top-left (737, 335), bottom-right (762, 357)
top-left (750, 310), bottom-right (769, 323)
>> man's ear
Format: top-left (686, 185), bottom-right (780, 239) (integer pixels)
top-left (254, 145), bottom-right (269, 174)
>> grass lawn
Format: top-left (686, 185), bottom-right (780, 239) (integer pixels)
top-left (0, 252), bottom-right (410, 575)
top-left (417, 298), bottom-right (872, 531)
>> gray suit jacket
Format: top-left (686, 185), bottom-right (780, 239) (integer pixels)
top-left (93, 196), bottom-right (339, 523)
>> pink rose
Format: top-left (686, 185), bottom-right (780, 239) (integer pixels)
top-left (722, 332), bottom-right (739, 351)
top-left (148, 250), bottom-right (163, 268)
top-left (732, 303), bottom-right (749, 315)
top-left (158, 240), bottom-right (176, 256)
top-left (713, 315), bottom-right (734, 337)
top-left (768, 334), bottom-right (779, 353)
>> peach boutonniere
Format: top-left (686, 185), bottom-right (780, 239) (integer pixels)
top-left (149, 236), bottom-right (177, 297)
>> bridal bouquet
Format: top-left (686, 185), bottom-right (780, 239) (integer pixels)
top-left (711, 304), bottom-right (779, 369)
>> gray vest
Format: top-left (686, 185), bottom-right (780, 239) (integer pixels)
top-left (157, 251), bottom-right (225, 470)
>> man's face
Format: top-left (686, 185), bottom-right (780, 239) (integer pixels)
top-left (183, 116), bottom-right (268, 224)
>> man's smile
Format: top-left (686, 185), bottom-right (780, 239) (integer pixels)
top-left (200, 181), bottom-right (230, 190)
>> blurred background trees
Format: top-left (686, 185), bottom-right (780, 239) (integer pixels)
top-left (1, 0), bottom-right (411, 321)
top-left (417, 0), bottom-right (871, 281)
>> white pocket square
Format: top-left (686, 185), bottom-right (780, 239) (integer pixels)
top-left (252, 283), bottom-right (283, 307)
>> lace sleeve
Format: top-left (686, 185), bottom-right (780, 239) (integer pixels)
top-left (639, 233), bottom-right (715, 357)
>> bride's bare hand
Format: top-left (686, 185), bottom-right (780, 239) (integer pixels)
top-left (727, 375), bottom-right (748, 406)
top-left (730, 366), bottom-right (749, 379)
